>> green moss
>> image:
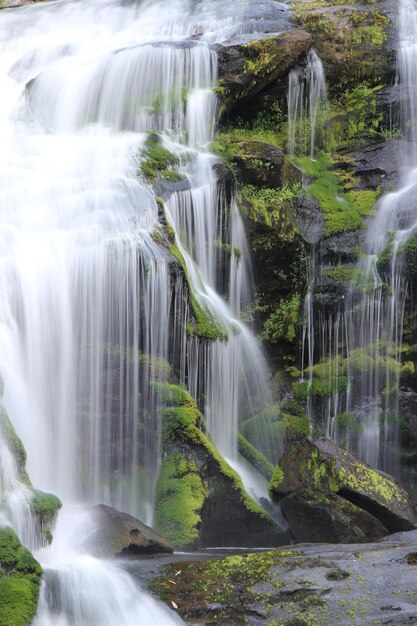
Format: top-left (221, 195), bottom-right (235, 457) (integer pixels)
top-left (240, 184), bottom-right (301, 230)
top-left (154, 454), bottom-right (207, 548)
top-left (169, 243), bottom-right (229, 342)
top-left (269, 465), bottom-right (284, 494)
top-left (277, 414), bottom-right (311, 439)
top-left (30, 490), bottom-right (62, 521)
top-left (323, 267), bottom-right (376, 294)
top-left (0, 528), bottom-right (42, 626)
top-left (338, 463), bottom-right (408, 505)
top-left (139, 133), bottom-right (179, 181)
top-left (154, 383), bottom-right (274, 548)
top-left (237, 434), bottom-right (274, 480)
top-left (0, 577), bottom-right (41, 626)
top-left (293, 152), bottom-right (378, 236)
top-left (0, 406), bottom-right (30, 485)
top-left (294, 377), bottom-right (348, 400)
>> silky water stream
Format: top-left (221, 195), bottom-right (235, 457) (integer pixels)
top-left (0, 0), bottom-right (281, 621)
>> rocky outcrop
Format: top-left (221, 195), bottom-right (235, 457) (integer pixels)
top-left (280, 489), bottom-right (388, 543)
top-left (153, 383), bottom-right (284, 549)
top-left (216, 30), bottom-right (312, 113)
top-left (290, 0), bottom-right (396, 93)
top-left (270, 436), bottom-right (417, 541)
top-left (0, 527), bottom-right (42, 626)
top-left (148, 529), bottom-right (417, 625)
top-left (229, 141), bottom-right (285, 188)
top-left (85, 504), bottom-right (173, 557)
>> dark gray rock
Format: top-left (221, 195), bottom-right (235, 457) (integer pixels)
top-left (86, 504), bottom-right (174, 557)
top-left (280, 489), bottom-right (388, 543)
top-left (216, 30), bottom-right (312, 113)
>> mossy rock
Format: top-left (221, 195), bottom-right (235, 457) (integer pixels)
top-left (0, 405), bottom-right (30, 484)
top-left (216, 31), bottom-right (312, 113)
top-left (237, 434), bottom-right (275, 481)
top-left (229, 141), bottom-right (285, 188)
top-left (280, 488), bottom-right (388, 544)
top-left (153, 383), bottom-right (283, 549)
top-left (0, 527), bottom-right (42, 626)
top-left (270, 436), bottom-right (417, 533)
top-left (291, 1), bottom-right (394, 93)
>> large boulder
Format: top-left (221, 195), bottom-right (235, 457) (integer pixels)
top-left (216, 30), bottom-right (312, 113)
top-left (280, 489), bottom-right (388, 544)
top-left (85, 504), bottom-right (173, 557)
top-left (153, 383), bottom-right (284, 549)
top-left (270, 436), bottom-right (417, 537)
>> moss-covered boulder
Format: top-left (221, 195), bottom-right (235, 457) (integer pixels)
top-left (229, 141), bottom-right (285, 188)
top-left (0, 527), bottom-right (42, 626)
top-left (83, 504), bottom-right (173, 557)
top-left (280, 489), bottom-right (388, 544)
top-left (153, 383), bottom-right (284, 549)
top-left (291, 0), bottom-right (394, 93)
top-left (216, 30), bottom-right (312, 114)
top-left (270, 436), bottom-right (417, 534)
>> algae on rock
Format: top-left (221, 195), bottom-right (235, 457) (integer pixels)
top-left (153, 383), bottom-right (283, 549)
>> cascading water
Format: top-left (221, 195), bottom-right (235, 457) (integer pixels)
top-left (0, 0), bottom-right (276, 621)
top-left (300, 0), bottom-right (417, 476)
top-left (287, 49), bottom-right (327, 157)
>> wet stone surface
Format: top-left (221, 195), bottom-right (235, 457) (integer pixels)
top-left (138, 530), bottom-right (417, 625)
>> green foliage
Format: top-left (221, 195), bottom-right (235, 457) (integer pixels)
top-left (240, 184), bottom-right (302, 230)
top-left (260, 294), bottom-right (300, 343)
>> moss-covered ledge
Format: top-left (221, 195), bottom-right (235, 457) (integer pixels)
top-left (0, 527), bottom-right (42, 626)
top-left (216, 30), bottom-right (312, 114)
top-left (153, 383), bottom-right (283, 549)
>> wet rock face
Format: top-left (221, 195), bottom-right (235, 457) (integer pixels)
top-left (280, 489), bottom-right (388, 544)
top-left (230, 141), bottom-right (285, 188)
top-left (147, 529), bottom-right (417, 625)
top-left (270, 436), bottom-right (417, 542)
top-left (216, 30), bottom-right (312, 113)
top-left (85, 504), bottom-right (174, 557)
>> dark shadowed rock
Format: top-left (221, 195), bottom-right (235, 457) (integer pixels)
top-left (216, 30), bottom-right (311, 113)
top-left (270, 436), bottom-right (417, 535)
top-left (280, 489), bottom-right (388, 544)
top-left (86, 504), bottom-right (173, 557)
top-left (230, 141), bottom-right (285, 187)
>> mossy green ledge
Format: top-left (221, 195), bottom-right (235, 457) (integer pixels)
top-left (216, 30), bottom-right (312, 114)
top-left (269, 436), bottom-right (417, 533)
top-left (0, 527), bottom-right (42, 626)
top-left (153, 383), bottom-right (283, 549)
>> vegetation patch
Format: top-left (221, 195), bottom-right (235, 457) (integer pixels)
top-left (0, 527), bottom-right (42, 626)
top-left (293, 152), bottom-right (379, 236)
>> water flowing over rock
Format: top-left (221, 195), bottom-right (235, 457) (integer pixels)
top-left (216, 30), bottom-right (312, 114)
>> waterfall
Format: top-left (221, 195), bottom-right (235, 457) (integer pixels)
top-left (300, 0), bottom-right (417, 475)
top-left (287, 49), bottom-right (327, 157)
top-left (0, 0), bottom-right (274, 620)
